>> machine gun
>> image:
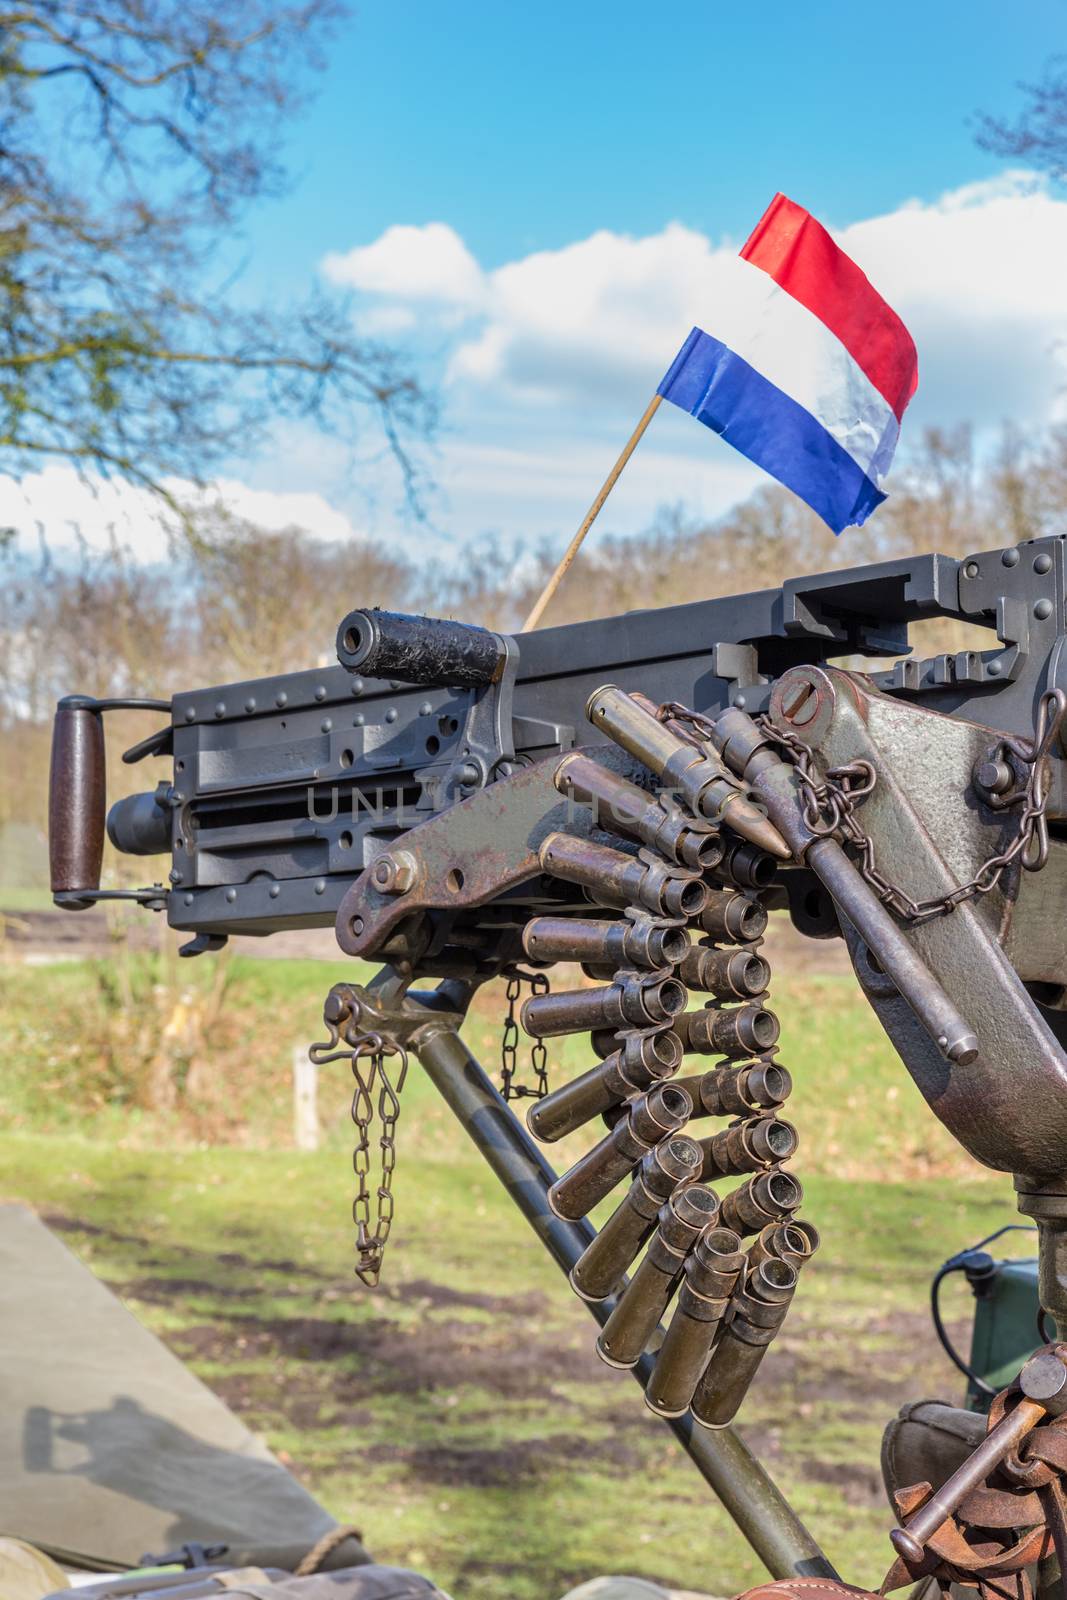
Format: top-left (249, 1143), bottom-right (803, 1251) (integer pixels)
top-left (46, 534), bottom-right (1067, 1594)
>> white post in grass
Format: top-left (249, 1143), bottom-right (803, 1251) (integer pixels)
top-left (293, 1045), bottom-right (319, 1151)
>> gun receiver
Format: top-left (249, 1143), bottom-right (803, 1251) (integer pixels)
top-left (47, 538), bottom-right (1067, 1298)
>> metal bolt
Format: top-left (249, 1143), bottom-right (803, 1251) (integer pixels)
top-left (321, 718), bottom-right (333, 732)
top-left (214, 702), bottom-right (226, 718)
top-left (269, 883), bottom-right (280, 899)
top-left (385, 707), bottom-right (399, 723)
top-left (314, 878), bottom-right (326, 894)
top-left (244, 697), bottom-right (257, 713)
top-left (225, 888), bottom-right (237, 903)
top-left (975, 757), bottom-right (1014, 795)
top-left (169, 869), bottom-right (183, 884)
top-left (276, 691), bottom-right (288, 708)
top-left (315, 684), bottom-right (327, 701)
top-left (350, 678), bottom-right (364, 696)
top-left (370, 850), bottom-right (418, 895)
top-left (1021, 1348), bottom-right (1067, 1414)
top-left (1035, 598), bottom-right (1053, 620)
top-left (184, 707), bottom-right (196, 722)
top-left (1035, 553), bottom-right (1053, 575)
top-left (459, 761), bottom-right (481, 785)
top-left (1002, 548), bottom-right (1020, 567)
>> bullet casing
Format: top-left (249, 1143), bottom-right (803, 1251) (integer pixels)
top-left (691, 1258), bottom-right (799, 1429)
top-left (539, 830), bottom-right (707, 919)
top-left (673, 1061), bottom-right (793, 1120)
top-left (716, 840), bottom-right (779, 891)
top-left (680, 944), bottom-right (771, 1000)
top-left (554, 752), bottom-right (725, 871)
top-left (547, 1082), bottom-right (694, 1220)
top-left (673, 1004), bottom-right (780, 1059)
top-left (719, 1169), bottom-right (802, 1236)
top-left (698, 890), bottom-right (768, 945)
top-left (747, 1219), bottom-right (821, 1272)
top-left (522, 914), bottom-right (690, 971)
top-left (699, 1116), bottom-right (799, 1181)
top-left (584, 686), bottom-right (789, 859)
top-left (569, 1136), bottom-right (702, 1300)
top-left (644, 1227), bottom-right (746, 1416)
top-left (596, 1186), bottom-right (721, 1367)
top-left (522, 972), bottom-right (687, 1039)
top-left (527, 1029), bottom-right (682, 1143)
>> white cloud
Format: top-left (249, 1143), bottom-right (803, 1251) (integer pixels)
top-left (331, 172), bottom-right (1067, 443)
top-left (0, 465), bottom-right (364, 565)
top-left (322, 221), bottom-right (486, 308)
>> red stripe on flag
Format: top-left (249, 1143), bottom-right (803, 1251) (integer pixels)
top-left (741, 193), bottom-right (918, 423)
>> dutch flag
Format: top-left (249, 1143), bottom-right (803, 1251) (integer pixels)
top-left (658, 194), bottom-right (918, 534)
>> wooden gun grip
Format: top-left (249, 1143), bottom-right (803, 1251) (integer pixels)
top-left (49, 697), bottom-right (105, 902)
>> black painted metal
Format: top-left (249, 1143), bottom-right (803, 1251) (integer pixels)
top-left (61, 532), bottom-right (1067, 940)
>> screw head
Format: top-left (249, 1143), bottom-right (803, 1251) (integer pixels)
top-left (781, 679), bottom-right (819, 726)
top-left (1035, 553), bottom-right (1053, 575)
top-left (1021, 1348), bottom-right (1067, 1412)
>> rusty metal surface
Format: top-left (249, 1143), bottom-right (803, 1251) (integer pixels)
top-left (771, 667), bottom-right (1067, 1184)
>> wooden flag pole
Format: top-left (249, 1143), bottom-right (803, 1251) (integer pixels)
top-left (520, 392), bottom-right (663, 632)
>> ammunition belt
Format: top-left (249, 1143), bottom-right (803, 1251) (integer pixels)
top-left (519, 685), bottom-right (818, 1428)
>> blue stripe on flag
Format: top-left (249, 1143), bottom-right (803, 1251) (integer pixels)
top-left (657, 327), bottom-right (885, 534)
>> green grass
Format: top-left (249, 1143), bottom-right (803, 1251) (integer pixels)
top-left (0, 886), bottom-right (52, 912)
top-left (0, 952), bottom-right (1019, 1599)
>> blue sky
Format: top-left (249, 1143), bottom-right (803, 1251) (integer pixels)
top-left (245, 0), bottom-right (1059, 279)
top-left (7, 1), bottom-right (1067, 562)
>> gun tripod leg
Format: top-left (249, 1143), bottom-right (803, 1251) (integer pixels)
top-left (413, 1020), bottom-right (838, 1586)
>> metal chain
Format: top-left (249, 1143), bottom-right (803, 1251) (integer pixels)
top-left (347, 1031), bottom-right (408, 1286)
top-left (500, 971), bottom-right (550, 1100)
top-left (310, 1001), bottom-right (409, 1289)
top-left (756, 687), bottom-right (1067, 926)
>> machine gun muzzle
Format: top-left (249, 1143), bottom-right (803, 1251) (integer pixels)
top-left (596, 1186), bottom-right (722, 1368)
top-left (335, 607), bottom-right (511, 689)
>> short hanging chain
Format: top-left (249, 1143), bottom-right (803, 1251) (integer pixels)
top-left (310, 998), bottom-right (409, 1289)
top-left (500, 971), bottom-right (550, 1100)
top-left (347, 1033), bottom-right (408, 1286)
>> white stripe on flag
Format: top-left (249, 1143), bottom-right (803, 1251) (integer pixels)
top-left (709, 256), bottom-right (899, 487)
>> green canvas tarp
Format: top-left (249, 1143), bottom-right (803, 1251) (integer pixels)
top-left (0, 1206), bottom-right (370, 1574)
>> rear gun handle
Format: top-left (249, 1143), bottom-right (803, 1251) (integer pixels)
top-left (48, 695), bottom-right (172, 910)
top-left (49, 696), bottom-right (106, 906)
top-left (336, 607), bottom-right (513, 689)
